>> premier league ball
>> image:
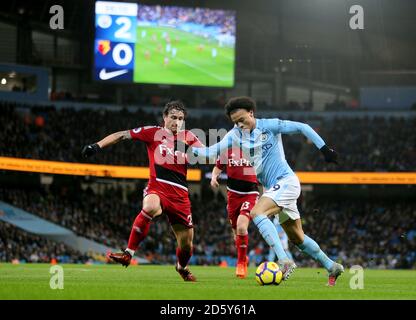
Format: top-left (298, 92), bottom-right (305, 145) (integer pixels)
top-left (255, 261), bottom-right (283, 285)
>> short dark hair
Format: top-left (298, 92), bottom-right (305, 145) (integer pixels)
top-left (163, 100), bottom-right (187, 117)
top-left (224, 96), bottom-right (256, 117)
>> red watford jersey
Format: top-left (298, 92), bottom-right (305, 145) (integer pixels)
top-left (130, 126), bottom-right (202, 193)
top-left (216, 148), bottom-right (258, 194)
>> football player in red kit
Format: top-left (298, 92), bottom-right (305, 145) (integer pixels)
top-left (210, 147), bottom-right (259, 278)
top-left (81, 101), bottom-right (202, 281)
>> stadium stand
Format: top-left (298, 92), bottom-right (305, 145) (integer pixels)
top-left (0, 220), bottom-right (94, 264)
top-left (1, 101), bottom-right (415, 171)
top-left (1, 184), bottom-right (414, 269)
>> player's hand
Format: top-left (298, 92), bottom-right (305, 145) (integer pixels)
top-left (320, 145), bottom-right (338, 164)
top-left (210, 178), bottom-right (219, 189)
top-left (81, 143), bottom-right (101, 158)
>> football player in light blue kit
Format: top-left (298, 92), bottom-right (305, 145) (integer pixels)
top-left (191, 96), bottom-right (344, 286)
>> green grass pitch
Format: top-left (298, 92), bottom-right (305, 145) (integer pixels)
top-left (0, 263), bottom-right (415, 300)
top-left (133, 26), bottom-right (235, 87)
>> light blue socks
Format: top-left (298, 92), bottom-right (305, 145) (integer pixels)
top-left (253, 215), bottom-right (289, 261)
top-left (297, 235), bottom-right (334, 271)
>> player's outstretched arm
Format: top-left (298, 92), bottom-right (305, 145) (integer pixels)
top-left (191, 130), bottom-right (233, 162)
top-left (81, 130), bottom-right (131, 158)
top-left (276, 119), bottom-right (338, 164)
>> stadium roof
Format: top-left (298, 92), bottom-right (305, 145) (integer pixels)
top-left (1, 0), bottom-right (415, 87)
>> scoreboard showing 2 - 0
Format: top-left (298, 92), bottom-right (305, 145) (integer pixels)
top-left (94, 1), bottom-right (137, 82)
top-left (94, 1), bottom-right (236, 87)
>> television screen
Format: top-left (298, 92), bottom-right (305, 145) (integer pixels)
top-left (94, 1), bottom-right (236, 87)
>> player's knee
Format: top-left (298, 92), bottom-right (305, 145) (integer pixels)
top-left (288, 233), bottom-right (303, 246)
top-left (236, 216), bottom-right (249, 234)
top-left (179, 241), bottom-right (192, 252)
top-left (142, 204), bottom-right (159, 216)
top-left (249, 209), bottom-right (259, 219)
top-left (236, 225), bottom-right (247, 235)
top-left (177, 234), bottom-right (193, 250)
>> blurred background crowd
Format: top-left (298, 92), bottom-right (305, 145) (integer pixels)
top-left (1, 102), bottom-right (415, 171)
top-left (1, 181), bottom-right (415, 269)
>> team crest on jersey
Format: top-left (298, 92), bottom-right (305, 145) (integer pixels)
top-left (260, 132), bottom-right (268, 142)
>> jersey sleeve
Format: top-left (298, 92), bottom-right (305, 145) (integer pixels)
top-left (129, 126), bottom-right (158, 143)
top-left (185, 130), bottom-right (204, 148)
top-left (191, 129), bottom-right (235, 162)
top-left (262, 118), bottom-right (326, 149)
top-left (215, 153), bottom-right (227, 171)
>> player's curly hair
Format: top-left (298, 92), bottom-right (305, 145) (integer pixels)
top-left (224, 96), bottom-right (256, 117)
top-left (163, 100), bottom-right (187, 117)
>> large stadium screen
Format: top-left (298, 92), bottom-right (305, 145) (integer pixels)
top-left (94, 1), bottom-right (236, 87)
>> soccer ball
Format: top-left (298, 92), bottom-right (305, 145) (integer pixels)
top-left (255, 261), bottom-right (283, 285)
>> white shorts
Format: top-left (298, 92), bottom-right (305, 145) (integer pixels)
top-left (262, 175), bottom-right (301, 224)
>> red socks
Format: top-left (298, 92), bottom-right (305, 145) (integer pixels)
top-left (236, 234), bottom-right (248, 264)
top-left (127, 210), bottom-right (152, 251)
top-left (176, 247), bottom-right (193, 268)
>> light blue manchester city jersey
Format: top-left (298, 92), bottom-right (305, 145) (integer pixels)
top-left (193, 118), bottom-right (326, 189)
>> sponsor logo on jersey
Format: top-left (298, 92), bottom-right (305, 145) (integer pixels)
top-left (158, 144), bottom-right (187, 161)
top-left (262, 143), bottom-right (273, 153)
top-left (228, 158), bottom-right (253, 167)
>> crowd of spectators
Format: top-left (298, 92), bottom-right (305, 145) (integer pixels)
top-left (0, 220), bottom-right (93, 264)
top-left (0, 184), bottom-right (414, 269)
top-left (0, 185), bottom-right (141, 249)
top-left (0, 102), bottom-right (232, 167)
top-left (0, 101), bottom-right (415, 268)
top-left (1, 102), bottom-right (415, 172)
top-left (301, 116), bottom-right (416, 171)
top-left (292, 198), bottom-right (416, 270)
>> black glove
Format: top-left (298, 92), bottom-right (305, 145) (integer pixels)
top-left (320, 145), bottom-right (338, 164)
top-left (81, 143), bottom-right (101, 158)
